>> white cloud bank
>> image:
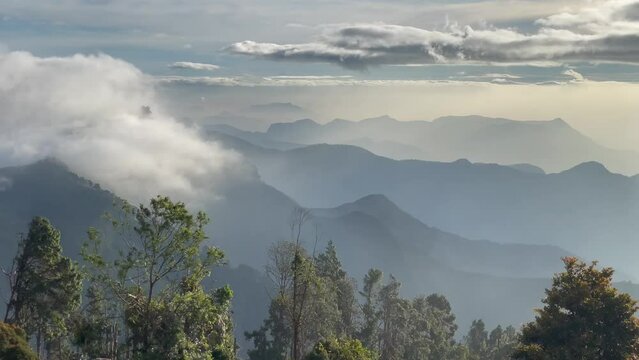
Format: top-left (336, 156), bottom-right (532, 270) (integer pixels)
top-left (228, 0), bottom-right (639, 68)
top-left (169, 61), bottom-right (220, 71)
top-left (0, 51), bottom-right (250, 204)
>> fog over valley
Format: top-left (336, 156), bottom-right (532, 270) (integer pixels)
top-left (2, 1), bottom-right (639, 359)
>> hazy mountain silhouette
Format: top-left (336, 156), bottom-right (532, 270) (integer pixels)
top-left (312, 194), bottom-right (570, 279)
top-left (0, 158), bottom-right (123, 260)
top-left (209, 133), bottom-right (639, 279)
top-left (225, 115), bottom-right (639, 175)
top-left (0, 158), bottom-right (591, 337)
top-left (199, 102), bottom-right (310, 132)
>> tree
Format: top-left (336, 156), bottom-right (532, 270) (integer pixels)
top-left (305, 337), bottom-right (376, 360)
top-left (245, 296), bottom-right (291, 360)
top-left (487, 325), bottom-right (517, 360)
top-left (254, 208), bottom-right (342, 360)
top-left (250, 239), bottom-right (338, 359)
top-left (71, 284), bottom-right (117, 358)
top-left (316, 241), bottom-right (358, 338)
top-left (404, 294), bottom-right (459, 360)
top-left (0, 322), bottom-right (38, 360)
top-left (357, 271), bottom-right (464, 360)
top-left (358, 269), bottom-right (383, 350)
top-left (290, 207), bottom-right (314, 360)
top-left (3, 217), bottom-right (82, 358)
top-left (513, 257), bottom-right (639, 360)
top-left (377, 275), bottom-right (409, 360)
top-left (465, 319), bottom-right (488, 359)
top-left (83, 195), bottom-right (235, 359)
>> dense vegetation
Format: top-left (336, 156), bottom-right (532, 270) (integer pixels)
top-left (2, 196), bottom-right (639, 359)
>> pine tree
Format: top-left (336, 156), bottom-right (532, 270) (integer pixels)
top-left (316, 241), bottom-right (358, 337)
top-left (465, 319), bottom-right (488, 359)
top-left (358, 269), bottom-right (383, 350)
top-left (3, 217), bottom-right (82, 358)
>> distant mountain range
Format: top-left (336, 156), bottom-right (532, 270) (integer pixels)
top-left (198, 102), bottom-right (311, 132)
top-left (0, 158), bottom-right (594, 339)
top-left (208, 131), bottom-right (639, 279)
top-left (209, 115), bottom-right (639, 175)
top-left (3, 111), bottom-right (638, 352)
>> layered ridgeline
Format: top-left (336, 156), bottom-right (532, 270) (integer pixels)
top-left (0, 158), bottom-right (609, 344)
top-left (208, 131), bottom-right (639, 280)
top-left (208, 115), bottom-right (639, 175)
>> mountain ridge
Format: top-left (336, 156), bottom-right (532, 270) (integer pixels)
top-left (0, 159), bottom-right (585, 331)
top-left (232, 114), bottom-right (639, 175)
top-left (209, 133), bottom-right (639, 278)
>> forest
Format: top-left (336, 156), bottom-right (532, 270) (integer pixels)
top-left (2, 196), bottom-right (638, 360)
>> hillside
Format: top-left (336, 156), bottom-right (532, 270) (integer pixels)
top-left (0, 158), bottom-right (591, 336)
top-left (209, 134), bottom-right (639, 279)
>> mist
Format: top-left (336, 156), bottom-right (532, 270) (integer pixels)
top-left (0, 51), bottom-right (253, 205)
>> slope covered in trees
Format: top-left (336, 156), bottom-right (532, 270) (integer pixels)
top-left (0, 159), bottom-right (591, 336)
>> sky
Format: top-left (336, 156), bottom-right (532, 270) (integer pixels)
top-left (1, 0), bottom-right (639, 150)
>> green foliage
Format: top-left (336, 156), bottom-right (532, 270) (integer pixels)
top-left (305, 337), bottom-right (376, 360)
top-left (462, 321), bottom-right (518, 360)
top-left (4, 217), bottom-right (83, 357)
top-left (377, 275), bottom-right (407, 360)
top-left (487, 325), bottom-right (517, 360)
top-left (358, 268), bottom-right (383, 350)
top-left (404, 294), bottom-right (458, 360)
top-left (82, 195), bottom-right (235, 359)
top-left (316, 241), bottom-right (358, 337)
top-left (0, 322), bottom-right (38, 360)
top-left (249, 239), bottom-right (343, 360)
top-left (245, 298), bottom-right (290, 360)
top-left (70, 284), bottom-right (115, 358)
top-left (465, 320), bottom-right (488, 358)
top-left (248, 236), bottom-right (474, 360)
top-left (513, 257), bottom-right (639, 360)
top-left (356, 271), bottom-right (464, 360)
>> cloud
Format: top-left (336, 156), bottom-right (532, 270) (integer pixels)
top-left (563, 68), bottom-right (586, 82)
top-left (450, 73), bottom-right (523, 81)
top-left (169, 61), bottom-right (220, 71)
top-left (479, 73), bottom-right (522, 79)
top-left (0, 51), bottom-right (252, 205)
top-left (227, 0), bottom-right (639, 68)
top-left (156, 75), bottom-right (494, 87)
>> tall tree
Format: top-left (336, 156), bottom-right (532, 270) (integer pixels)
top-left (71, 284), bottom-right (117, 359)
top-left (253, 239), bottom-right (337, 360)
top-left (513, 257), bottom-right (639, 360)
top-left (83, 195), bottom-right (235, 359)
top-left (358, 269), bottom-right (383, 350)
top-left (316, 241), bottom-right (358, 338)
top-left (486, 325), bottom-right (516, 360)
top-left (465, 319), bottom-right (488, 359)
top-left (290, 208), bottom-right (313, 360)
top-left (3, 217), bottom-right (82, 358)
top-left (245, 298), bottom-right (290, 360)
top-left (377, 276), bottom-right (408, 360)
top-left (410, 294), bottom-right (459, 360)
